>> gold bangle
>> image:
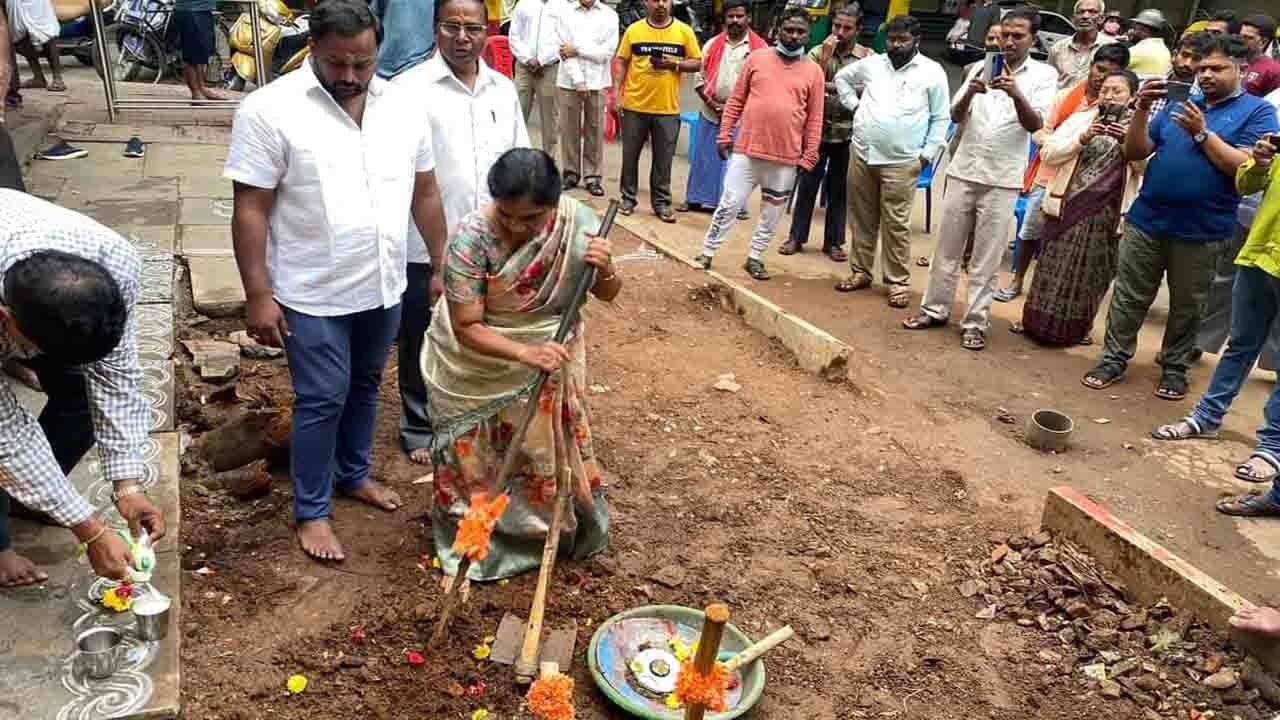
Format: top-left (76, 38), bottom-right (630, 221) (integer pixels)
top-left (600, 270), bottom-right (618, 283)
top-left (79, 525), bottom-right (107, 553)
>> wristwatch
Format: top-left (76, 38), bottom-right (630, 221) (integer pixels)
top-left (1193, 129), bottom-right (1210, 145)
top-left (111, 484), bottom-right (145, 503)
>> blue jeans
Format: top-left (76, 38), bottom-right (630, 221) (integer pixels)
top-left (1187, 266), bottom-right (1280, 501)
top-left (282, 303), bottom-right (401, 523)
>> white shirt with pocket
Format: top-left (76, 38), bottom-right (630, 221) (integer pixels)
top-left (509, 0), bottom-right (565, 67)
top-left (555, 0), bottom-right (619, 91)
top-left (395, 54), bottom-right (531, 263)
top-left (946, 57), bottom-right (1057, 190)
top-left (223, 63), bottom-right (434, 317)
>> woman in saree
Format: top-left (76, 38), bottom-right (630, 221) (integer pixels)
top-left (1019, 70), bottom-right (1146, 347)
top-left (422, 148), bottom-right (621, 587)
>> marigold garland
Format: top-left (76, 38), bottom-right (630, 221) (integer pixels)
top-left (453, 493), bottom-right (511, 561)
top-left (674, 660), bottom-right (730, 712)
top-left (527, 672), bottom-right (575, 720)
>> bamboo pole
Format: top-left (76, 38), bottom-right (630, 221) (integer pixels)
top-left (684, 604), bottom-right (731, 720)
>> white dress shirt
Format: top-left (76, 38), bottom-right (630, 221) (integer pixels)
top-left (836, 52), bottom-right (951, 166)
top-left (0, 190), bottom-right (149, 528)
top-left (509, 0), bottom-right (564, 67)
top-left (224, 63), bottom-right (434, 317)
top-left (395, 54), bottom-right (530, 262)
top-left (946, 57), bottom-right (1057, 190)
top-left (555, 0), bottom-right (618, 90)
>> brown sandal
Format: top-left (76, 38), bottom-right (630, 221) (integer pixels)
top-left (835, 274), bottom-right (871, 292)
top-left (903, 314), bottom-right (946, 330)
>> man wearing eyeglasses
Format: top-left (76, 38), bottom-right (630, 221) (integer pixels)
top-left (509, 0), bottom-right (565, 159)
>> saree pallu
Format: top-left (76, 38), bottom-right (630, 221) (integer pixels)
top-left (422, 197), bottom-right (608, 581)
top-left (1022, 134), bottom-right (1127, 346)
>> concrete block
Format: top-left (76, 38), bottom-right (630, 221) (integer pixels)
top-left (58, 176), bottom-right (178, 209)
top-left (179, 225), bottom-right (233, 256)
top-left (188, 256), bottom-right (245, 317)
top-left (180, 339), bottom-right (240, 380)
top-left (79, 199), bottom-right (179, 230)
top-left (179, 198), bottom-right (233, 226)
top-left (1041, 486), bottom-right (1250, 633)
top-left (179, 173), bottom-right (232, 200)
top-left (57, 123), bottom-right (183, 143)
top-left (121, 226), bottom-right (177, 255)
top-left (24, 174), bottom-right (65, 202)
top-left (144, 144), bottom-right (228, 180)
top-left (0, 431), bottom-right (182, 720)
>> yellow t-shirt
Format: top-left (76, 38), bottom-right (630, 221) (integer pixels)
top-left (617, 18), bottom-right (702, 115)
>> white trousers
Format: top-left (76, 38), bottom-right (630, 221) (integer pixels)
top-left (701, 153), bottom-right (797, 261)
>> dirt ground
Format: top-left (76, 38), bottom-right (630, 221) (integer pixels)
top-left (171, 236), bottom-right (1276, 720)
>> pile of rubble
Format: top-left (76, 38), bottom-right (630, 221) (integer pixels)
top-left (957, 530), bottom-right (1280, 719)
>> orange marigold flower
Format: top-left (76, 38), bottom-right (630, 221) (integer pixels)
top-left (453, 493), bottom-right (511, 561)
top-left (674, 661), bottom-right (731, 712)
top-left (527, 672), bottom-right (575, 720)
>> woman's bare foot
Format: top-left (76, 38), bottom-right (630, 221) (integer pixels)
top-left (0, 549), bottom-right (49, 587)
top-left (1230, 606), bottom-right (1280, 638)
top-left (4, 359), bottom-right (42, 392)
top-left (440, 574), bottom-right (471, 603)
top-left (347, 481), bottom-right (402, 511)
top-left (408, 448), bottom-right (432, 465)
top-left (297, 519), bottom-right (345, 562)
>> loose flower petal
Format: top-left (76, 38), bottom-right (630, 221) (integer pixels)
top-left (471, 710), bottom-right (491, 720)
top-left (351, 626), bottom-right (366, 644)
top-left (406, 649), bottom-right (426, 666)
top-left (287, 674), bottom-right (308, 694)
top-left (472, 643), bottom-right (492, 660)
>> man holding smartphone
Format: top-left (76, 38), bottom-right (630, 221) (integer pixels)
top-left (1082, 33), bottom-right (1279, 401)
top-left (1151, 131), bottom-right (1280, 516)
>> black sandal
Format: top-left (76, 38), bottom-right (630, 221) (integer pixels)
top-left (742, 258), bottom-right (770, 280)
top-left (1216, 492), bottom-right (1280, 517)
top-left (1082, 363), bottom-right (1125, 390)
top-left (1155, 373), bottom-right (1188, 401)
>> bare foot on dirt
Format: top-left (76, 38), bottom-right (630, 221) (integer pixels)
top-left (347, 481), bottom-right (402, 511)
top-left (0, 549), bottom-right (49, 587)
top-left (297, 519), bottom-right (345, 562)
top-left (4, 359), bottom-right (42, 392)
top-left (202, 89), bottom-right (226, 100)
top-left (1230, 606), bottom-right (1280, 638)
top-left (408, 448), bottom-right (432, 465)
top-left (441, 574), bottom-right (471, 603)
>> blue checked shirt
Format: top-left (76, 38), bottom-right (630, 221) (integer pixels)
top-left (0, 189), bottom-right (149, 527)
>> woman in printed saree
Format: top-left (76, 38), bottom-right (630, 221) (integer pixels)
top-left (1020, 70), bottom-right (1146, 347)
top-left (423, 148), bottom-right (622, 586)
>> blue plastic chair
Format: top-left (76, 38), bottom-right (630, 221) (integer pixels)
top-left (916, 122), bottom-right (956, 234)
top-left (679, 111), bottom-right (701, 166)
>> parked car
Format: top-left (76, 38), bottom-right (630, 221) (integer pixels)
top-left (944, 1), bottom-right (1074, 66)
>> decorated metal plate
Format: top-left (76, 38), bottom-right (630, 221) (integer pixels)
top-left (587, 605), bottom-right (766, 719)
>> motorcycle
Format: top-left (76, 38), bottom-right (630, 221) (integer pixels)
top-left (108, 0), bottom-right (230, 83)
top-left (614, 0), bottom-right (713, 45)
top-left (224, 0), bottom-right (308, 91)
top-left (49, 0), bottom-right (119, 69)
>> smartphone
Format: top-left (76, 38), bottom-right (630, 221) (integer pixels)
top-left (984, 51), bottom-right (1005, 82)
top-left (1165, 81), bottom-right (1192, 106)
top-left (1267, 133), bottom-right (1280, 147)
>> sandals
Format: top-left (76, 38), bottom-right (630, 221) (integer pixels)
top-left (903, 314), bottom-right (946, 330)
top-left (656, 207), bottom-right (676, 224)
top-left (693, 253), bottom-right (712, 270)
top-left (994, 287), bottom-right (1021, 303)
top-left (562, 173), bottom-right (580, 190)
top-left (619, 201), bottom-right (636, 216)
top-left (835, 274), bottom-right (872, 293)
top-left (1082, 363), bottom-right (1125, 390)
top-left (1009, 322), bottom-right (1025, 335)
top-left (1236, 454), bottom-right (1280, 484)
top-left (583, 177), bottom-right (605, 197)
top-left (1151, 418), bottom-right (1218, 441)
top-left (962, 329), bottom-right (986, 351)
top-left (742, 258), bottom-right (770, 281)
top-left (1155, 373), bottom-right (1189, 401)
top-left (887, 291), bottom-right (910, 309)
top-left (778, 240), bottom-right (801, 256)
top-left (824, 246), bottom-right (848, 263)
top-left (1216, 492), bottom-right (1280, 517)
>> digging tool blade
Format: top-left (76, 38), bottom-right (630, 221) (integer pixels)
top-left (490, 613), bottom-right (577, 670)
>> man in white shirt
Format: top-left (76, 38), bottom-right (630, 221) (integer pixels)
top-left (509, 0), bottom-right (564, 159)
top-left (833, 15), bottom-right (949, 308)
top-left (903, 7), bottom-right (1056, 351)
top-left (555, 0), bottom-right (617, 195)
top-left (224, 0), bottom-right (448, 563)
top-left (393, 0), bottom-right (528, 465)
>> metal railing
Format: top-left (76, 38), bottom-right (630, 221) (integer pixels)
top-left (90, 0), bottom-right (266, 121)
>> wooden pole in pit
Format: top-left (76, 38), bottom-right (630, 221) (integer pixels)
top-left (684, 603), bottom-right (730, 720)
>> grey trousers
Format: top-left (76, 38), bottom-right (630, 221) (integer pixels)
top-left (1197, 223), bottom-right (1280, 371)
top-left (514, 63), bottom-right (560, 161)
top-left (559, 88), bottom-right (605, 181)
top-left (620, 110), bottom-right (680, 210)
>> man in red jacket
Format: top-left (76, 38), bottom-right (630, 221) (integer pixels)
top-left (693, 7), bottom-right (824, 281)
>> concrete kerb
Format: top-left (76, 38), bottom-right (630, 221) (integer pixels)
top-left (620, 220), bottom-right (855, 384)
top-left (10, 103), bottom-right (65, 173)
top-left (1040, 486), bottom-right (1280, 673)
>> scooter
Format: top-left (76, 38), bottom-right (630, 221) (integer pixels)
top-left (224, 0), bottom-right (308, 90)
top-left (50, 0), bottom-right (119, 69)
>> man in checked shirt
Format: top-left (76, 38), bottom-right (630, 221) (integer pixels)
top-left (0, 189), bottom-right (166, 587)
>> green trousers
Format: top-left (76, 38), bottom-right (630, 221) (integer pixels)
top-left (1099, 224), bottom-right (1226, 378)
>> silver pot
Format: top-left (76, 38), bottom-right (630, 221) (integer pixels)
top-left (74, 627), bottom-right (124, 680)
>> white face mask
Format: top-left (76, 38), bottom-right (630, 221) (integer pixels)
top-left (776, 41), bottom-right (805, 58)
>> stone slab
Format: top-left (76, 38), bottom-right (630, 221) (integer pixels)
top-left (79, 200), bottom-right (179, 232)
top-left (188, 256), bottom-right (245, 317)
top-left (140, 359), bottom-right (176, 433)
top-left (57, 177), bottom-right (178, 210)
top-left (143, 144), bottom-right (228, 180)
top-left (26, 152), bottom-right (146, 182)
top-left (178, 225), bottom-right (232, 256)
top-left (179, 198), bottom-right (233, 226)
top-left (0, 431), bottom-right (182, 720)
top-left (139, 257), bottom-right (175, 306)
top-left (56, 123), bottom-right (183, 144)
top-left (24, 174), bottom-right (65, 202)
top-left (1041, 486), bottom-right (1250, 632)
top-left (121, 227), bottom-right (177, 256)
top-left (178, 173), bottom-right (232, 200)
